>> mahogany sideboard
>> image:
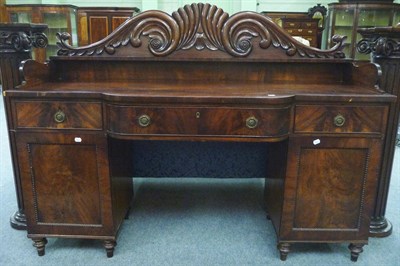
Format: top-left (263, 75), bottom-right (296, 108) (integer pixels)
top-left (0, 4), bottom-right (397, 261)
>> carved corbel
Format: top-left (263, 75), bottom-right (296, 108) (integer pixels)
top-left (0, 24), bottom-right (48, 53)
top-left (357, 27), bottom-right (400, 57)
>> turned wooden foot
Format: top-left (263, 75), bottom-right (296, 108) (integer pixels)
top-left (103, 240), bottom-right (117, 258)
top-left (348, 243), bottom-right (364, 262)
top-left (278, 243), bottom-right (290, 261)
top-left (32, 238), bottom-right (48, 256)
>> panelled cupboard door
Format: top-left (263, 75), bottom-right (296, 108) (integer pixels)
top-left (280, 136), bottom-right (382, 242)
top-left (15, 132), bottom-right (114, 237)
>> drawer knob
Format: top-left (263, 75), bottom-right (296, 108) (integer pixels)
top-left (246, 116), bottom-right (258, 129)
top-left (138, 114), bottom-right (151, 127)
top-left (334, 114), bottom-right (346, 127)
top-left (54, 110), bottom-right (66, 123)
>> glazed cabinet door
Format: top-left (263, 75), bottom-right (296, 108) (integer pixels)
top-left (15, 132), bottom-right (114, 237)
top-left (280, 136), bottom-right (382, 242)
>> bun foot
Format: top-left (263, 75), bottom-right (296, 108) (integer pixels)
top-left (348, 243), bottom-right (364, 262)
top-left (32, 238), bottom-right (47, 256)
top-left (278, 243), bottom-right (290, 261)
top-left (103, 240), bottom-right (116, 258)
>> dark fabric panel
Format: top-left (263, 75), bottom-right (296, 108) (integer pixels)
top-left (132, 141), bottom-right (268, 178)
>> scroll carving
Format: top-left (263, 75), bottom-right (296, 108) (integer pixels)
top-left (357, 37), bottom-right (400, 57)
top-left (0, 31), bottom-right (48, 53)
top-left (57, 3), bottom-right (345, 58)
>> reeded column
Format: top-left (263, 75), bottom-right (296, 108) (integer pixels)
top-left (357, 26), bottom-right (400, 237)
top-left (0, 23), bottom-right (47, 230)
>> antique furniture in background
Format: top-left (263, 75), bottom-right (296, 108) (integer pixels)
top-left (280, 17), bottom-right (319, 47)
top-left (325, 1), bottom-right (399, 60)
top-left (261, 4), bottom-right (327, 48)
top-left (5, 4), bottom-right (77, 62)
top-left (1, 3), bottom-right (396, 261)
top-left (357, 25), bottom-right (400, 237)
top-left (261, 13), bottom-right (320, 48)
top-left (0, 0), bottom-right (7, 22)
top-left (0, 23), bottom-right (48, 230)
top-left (76, 7), bottom-right (140, 46)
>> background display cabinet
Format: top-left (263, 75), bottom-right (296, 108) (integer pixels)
top-left (77, 7), bottom-right (140, 46)
top-left (262, 4), bottom-right (327, 49)
top-left (325, 2), bottom-right (400, 60)
top-left (6, 5), bottom-right (77, 62)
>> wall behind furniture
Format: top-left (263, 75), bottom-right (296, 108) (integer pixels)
top-left (5, 1), bottom-right (400, 13)
top-left (3, 1), bottom-right (334, 13)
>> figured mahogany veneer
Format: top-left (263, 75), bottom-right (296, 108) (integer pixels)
top-left (107, 105), bottom-right (291, 139)
top-left (294, 105), bottom-right (388, 134)
top-left (1, 3), bottom-right (397, 262)
top-left (14, 101), bottom-right (103, 130)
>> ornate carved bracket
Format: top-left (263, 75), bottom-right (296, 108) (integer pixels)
top-left (357, 27), bottom-right (400, 57)
top-left (57, 3), bottom-right (345, 59)
top-left (0, 23), bottom-right (48, 53)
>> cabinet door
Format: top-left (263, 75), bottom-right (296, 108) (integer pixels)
top-left (89, 15), bottom-right (109, 43)
top-left (111, 16), bottom-right (130, 31)
top-left (280, 136), bottom-right (382, 242)
top-left (16, 132), bottom-right (114, 237)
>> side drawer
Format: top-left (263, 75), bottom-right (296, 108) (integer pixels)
top-left (286, 29), bottom-right (316, 36)
top-left (14, 101), bottom-right (103, 130)
top-left (294, 105), bottom-right (388, 134)
top-left (283, 21), bottom-right (301, 28)
top-left (107, 105), bottom-right (291, 138)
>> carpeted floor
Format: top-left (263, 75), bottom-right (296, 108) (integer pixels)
top-left (0, 97), bottom-right (399, 266)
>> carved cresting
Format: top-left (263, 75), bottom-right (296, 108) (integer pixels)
top-left (57, 3), bottom-right (346, 58)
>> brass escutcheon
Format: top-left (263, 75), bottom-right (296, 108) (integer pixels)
top-left (138, 114), bottom-right (151, 127)
top-left (334, 114), bottom-right (346, 127)
top-left (246, 116), bottom-right (258, 129)
top-left (54, 110), bottom-right (66, 123)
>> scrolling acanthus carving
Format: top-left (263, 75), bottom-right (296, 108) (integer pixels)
top-left (57, 3), bottom-right (345, 58)
top-left (357, 27), bottom-right (400, 57)
top-left (357, 37), bottom-right (400, 57)
top-left (0, 31), bottom-right (47, 53)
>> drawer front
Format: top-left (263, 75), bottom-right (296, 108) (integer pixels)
top-left (107, 105), bottom-right (291, 138)
top-left (294, 105), bottom-right (388, 134)
top-left (301, 22), bottom-right (317, 29)
top-left (286, 29), bottom-right (316, 36)
top-left (283, 21), bottom-right (301, 28)
top-left (14, 101), bottom-right (103, 130)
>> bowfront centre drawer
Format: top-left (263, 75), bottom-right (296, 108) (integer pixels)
top-left (294, 105), bottom-right (388, 134)
top-left (107, 105), bottom-right (291, 138)
top-left (13, 101), bottom-right (103, 130)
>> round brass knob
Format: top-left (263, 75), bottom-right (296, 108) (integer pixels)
top-left (334, 114), bottom-right (346, 127)
top-left (246, 116), bottom-right (258, 129)
top-left (138, 114), bottom-right (151, 127)
top-left (54, 110), bottom-right (66, 123)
